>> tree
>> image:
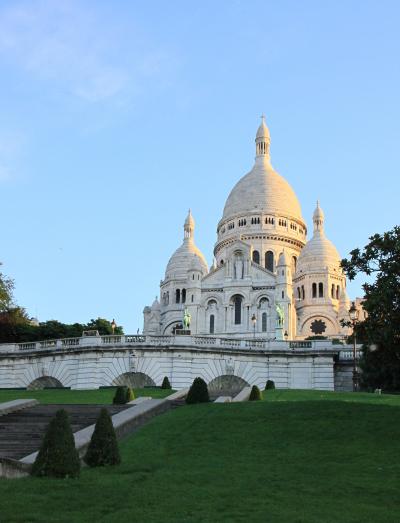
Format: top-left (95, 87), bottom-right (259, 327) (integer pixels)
top-left (84, 408), bottom-right (120, 467)
top-left (85, 318), bottom-right (124, 335)
top-left (341, 226), bottom-right (400, 391)
top-left (249, 385), bottom-right (262, 401)
top-left (126, 387), bottom-right (135, 402)
top-left (113, 386), bottom-right (128, 404)
top-left (265, 380), bottom-right (275, 390)
top-left (161, 376), bottom-right (172, 389)
top-left (186, 377), bottom-right (209, 404)
top-left (0, 263), bottom-right (14, 312)
top-left (31, 409), bottom-right (80, 478)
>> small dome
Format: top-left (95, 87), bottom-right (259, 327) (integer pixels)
top-left (184, 209), bottom-right (195, 230)
top-left (166, 244), bottom-right (208, 279)
top-left (297, 203), bottom-right (341, 273)
top-left (277, 249), bottom-right (290, 267)
top-left (313, 201), bottom-right (324, 222)
top-left (256, 115), bottom-right (270, 140)
top-left (152, 297), bottom-right (161, 310)
top-left (165, 212), bottom-right (208, 279)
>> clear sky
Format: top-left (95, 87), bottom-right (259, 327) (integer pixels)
top-left (1, 0), bottom-right (399, 333)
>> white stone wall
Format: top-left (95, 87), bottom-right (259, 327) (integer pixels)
top-left (0, 344), bottom-right (335, 391)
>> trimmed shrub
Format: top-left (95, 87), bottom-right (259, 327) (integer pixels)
top-left (31, 409), bottom-right (80, 478)
top-left (186, 377), bottom-right (209, 404)
top-left (265, 380), bottom-right (275, 390)
top-left (249, 385), bottom-right (262, 401)
top-left (113, 386), bottom-right (128, 404)
top-left (126, 387), bottom-right (135, 402)
top-left (161, 376), bottom-right (172, 389)
top-left (84, 408), bottom-right (120, 467)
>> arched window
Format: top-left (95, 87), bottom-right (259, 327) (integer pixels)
top-left (302, 285), bottom-right (305, 300)
top-left (233, 295), bottom-right (243, 325)
top-left (252, 250), bottom-right (260, 264)
top-left (312, 283), bottom-right (317, 298)
top-left (331, 284), bottom-right (335, 298)
top-left (297, 287), bottom-right (301, 299)
top-left (319, 283), bottom-right (323, 298)
top-left (209, 314), bottom-right (215, 334)
top-left (336, 285), bottom-right (340, 299)
top-left (292, 256), bottom-right (297, 273)
top-left (182, 289), bottom-right (186, 303)
top-left (262, 312), bottom-right (267, 332)
top-left (191, 294), bottom-right (194, 303)
top-left (265, 251), bottom-right (274, 272)
top-left (281, 291), bottom-right (284, 299)
top-left (175, 289), bottom-right (180, 303)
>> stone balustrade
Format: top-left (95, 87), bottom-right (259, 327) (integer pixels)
top-left (0, 334), bottom-right (361, 357)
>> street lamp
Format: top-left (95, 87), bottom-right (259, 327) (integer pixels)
top-left (111, 318), bottom-right (117, 335)
top-left (284, 330), bottom-right (289, 341)
top-left (349, 302), bottom-right (359, 392)
top-left (251, 314), bottom-right (257, 339)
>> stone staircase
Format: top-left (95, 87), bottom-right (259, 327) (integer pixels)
top-left (0, 404), bottom-right (129, 460)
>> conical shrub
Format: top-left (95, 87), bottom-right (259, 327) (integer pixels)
top-left (126, 387), bottom-right (135, 402)
top-left (84, 408), bottom-right (120, 467)
top-left (31, 409), bottom-right (80, 478)
top-left (186, 377), bottom-right (209, 404)
top-left (265, 380), bottom-right (275, 390)
top-left (113, 386), bottom-right (128, 404)
top-left (161, 376), bottom-right (172, 389)
top-left (249, 385), bottom-right (262, 401)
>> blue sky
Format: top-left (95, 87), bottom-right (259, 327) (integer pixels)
top-left (0, 0), bottom-right (399, 333)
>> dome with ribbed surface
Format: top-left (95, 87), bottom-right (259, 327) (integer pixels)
top-left (222, 118), bottom-right (303, 223)
top-left (222, 162), bottom-right (303, 221)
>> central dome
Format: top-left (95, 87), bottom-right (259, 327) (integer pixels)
top-left (222, 160), bottom-right (303, 222)
top-left (221, 117), bottom-right (303, 224)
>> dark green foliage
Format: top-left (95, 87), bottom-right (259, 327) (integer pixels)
top-left (126, 387), bottom-right (135, 402)
top-left (0, 315), bottom-right (124, 343)
top-left (161, 376), bottom-right (172, 389)
top-left (265, 380), bottom-right (275, 390)
top-left (84, 408), bottom-right (120, 467)
top-left (0, 263), bottom-right (14, 312)
top-left (341, 226), bottom-right (400, 391)
top-left (31, 409), bottom-right (80, 478)
top-left (113, 386), bottom-right (128, 404)
top-left (186, 377), bottom-right (209, 404)
top-left (249, 385), bottom-right (262, 401)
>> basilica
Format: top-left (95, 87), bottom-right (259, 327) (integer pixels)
top-left (143, 117), bottom-right (351, 340)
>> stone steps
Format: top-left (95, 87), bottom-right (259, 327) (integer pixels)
top-left (0, 404), bottom-right (128, 461)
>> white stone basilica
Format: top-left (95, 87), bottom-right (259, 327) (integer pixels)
top-left (143, 117), bottom-right (351, 340)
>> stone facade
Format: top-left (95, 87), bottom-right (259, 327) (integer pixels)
top-left (144, 117), bottom-right (351, 340)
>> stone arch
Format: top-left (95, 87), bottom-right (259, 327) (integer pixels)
top-left (208, 375), bottom-right (249, 397)
top-left (27, 376), bottom-right (64, 390)
top-left (163, 320), bottom-right (183, 335)
top-left (112, 372), bottom-right (156, 388)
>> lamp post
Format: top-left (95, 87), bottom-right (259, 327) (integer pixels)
top-left (111, 318), bottom-right (117, 335)
top-left (349, 302), bottom-right (359, 392)
top-left (251, 314), bottom-right (257, 339)
top-left (284, 330), bottom-right (289, 342)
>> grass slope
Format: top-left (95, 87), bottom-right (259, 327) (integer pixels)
top-left (1, 391), bottom-right (399, 522)
top-left (0, 387), bottom-right (173, 404)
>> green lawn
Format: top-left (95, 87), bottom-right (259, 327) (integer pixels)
top-left (0, 387), bottom-right (174, 404)
top-left (1, 390), bottom-right (399, 522)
